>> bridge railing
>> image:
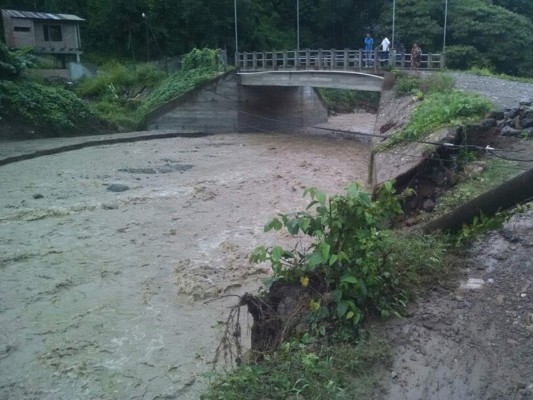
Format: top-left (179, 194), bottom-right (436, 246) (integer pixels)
top-left (236, 49), bottom-right (445, 72)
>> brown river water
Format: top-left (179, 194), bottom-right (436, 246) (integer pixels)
top-left (0, 113), bottom-right (374, 399)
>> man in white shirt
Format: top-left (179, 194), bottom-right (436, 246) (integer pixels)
top-left (379, 36), bottom-right (391, 66)
top-left (381, 36), bottom-right (391, 51)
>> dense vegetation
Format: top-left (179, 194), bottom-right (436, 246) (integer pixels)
top-left (0, 0), bottom-right (532, 76)
top-left (0, 47), bottom-right (224, 135)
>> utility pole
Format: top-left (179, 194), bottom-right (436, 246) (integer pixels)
top-left (142, 12), bottom-right (149, 61)
top-left (234, 0), bottom-right (239, 54)
top-left (296, 0), bottom-right (300, 51)
top-left (443, 0), bottom-right (448, 54)
top-left (391, 0), bottom-right (396, 51)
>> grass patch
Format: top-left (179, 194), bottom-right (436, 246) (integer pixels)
top-left (139, 66), bottom-right (223, 116)
top-left (431, 158), bottom-right (519, 217)
top-left (202, 334), bottom-right (392, 400)
top-left (467, 67), bottom-right (533, 84)
top-left (377, 90), bottom-right (492, 151)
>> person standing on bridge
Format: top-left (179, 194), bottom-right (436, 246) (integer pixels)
top-left (364, 33), bottom-right (374, 67)
top-left (411, 42), bottom-right (422, 71)
top-left (379, 35), bottom-right (391, 66)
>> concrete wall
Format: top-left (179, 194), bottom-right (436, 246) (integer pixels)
top-left (146, 71), bottom-right (328, 133)
top-left (147, 72), bottom-right (240, 133)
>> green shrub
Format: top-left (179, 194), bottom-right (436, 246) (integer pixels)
top-left (181, 48), bottom-right (222, 72)
top-left (395, 71), bottom-right (454, 97)
top-left (0, 41), bottom-right (35, 79)
top-left (251, 182), bottom-right (446, 331)
top-left (445, 45), bottom-right (492, 71)
top-left (74, 62), bottom-right (165, 98)
top-left (0, 80), bottom-right (101, 134)
top-left (419, 72), bottom-right (455, 94)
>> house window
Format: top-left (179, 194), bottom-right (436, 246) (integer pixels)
top-left (14, 26), bottom-right (31, 32)
top-left (43, 24), bottom-right (62, 42)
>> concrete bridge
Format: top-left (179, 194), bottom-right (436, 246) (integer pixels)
top-left (238, 70), bottom-right (383, 92)
top-left (147, 47), bottom-right (445, 133)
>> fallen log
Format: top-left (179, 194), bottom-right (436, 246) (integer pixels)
top-left (423, 167), bottom-right (533, 233)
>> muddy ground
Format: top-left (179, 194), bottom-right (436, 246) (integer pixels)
top-left (0, 114), bottom-right (373, 399)
top-left (378, 208), bottom-right (533, 400)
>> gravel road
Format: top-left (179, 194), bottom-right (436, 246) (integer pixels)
top-left (449, 71), bottom-right (533, 110)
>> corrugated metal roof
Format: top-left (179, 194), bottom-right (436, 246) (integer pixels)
top-left (1, 9), bottom-right (84, 22)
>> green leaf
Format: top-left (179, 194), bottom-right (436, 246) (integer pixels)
top-left (307, 251), bottom-right (324, 268)
top-left (286, 219), bottom-right (299, 235)
top-left (264, 217), bottom-right (282, 232)
top-left (328, 254), bottom-right (338, 266)
top-left (336, 301), bottom-right (349, 318)
top-left (346, 311), bottom-right (355, 320)
top-left (341, 275), bottom-right (358, 284)
top-left (316, 191), bottom-right (326, 206)
top-left (320, 242), bottom-right (331, 260)
top-left (271, 246), bottom-right (283, 262)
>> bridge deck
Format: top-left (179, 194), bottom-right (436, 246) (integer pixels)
top-left (236, 49), bottom-right (444, 73)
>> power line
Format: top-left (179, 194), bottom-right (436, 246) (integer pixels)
top-left (234, 109), bottom-right (533, 162)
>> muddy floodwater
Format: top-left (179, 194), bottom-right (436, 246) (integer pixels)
top-left (0, 116), bottom-right (372, 399)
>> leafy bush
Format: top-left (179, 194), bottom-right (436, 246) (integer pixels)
top-left (251, 182), bottom-right (446, 331)
top-left (395, 71), bottom-right (454, 97)
top-left (394, 72), bottom-right (420, 96)
top-left (0, 41), bottom-right (35, 79)
top-left (74, 62), bottom-right (165, 98)
top-left (445, 45), bottom-right (492, 71)
top-left (181, 48), bottom-right (223, 72)
top-left (419, 72), bottom-right (455, 94)
top-left (0, 80), bottom-right (102, 135)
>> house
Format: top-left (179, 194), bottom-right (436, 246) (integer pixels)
top-left (1, 9), bottom-right (90, 80)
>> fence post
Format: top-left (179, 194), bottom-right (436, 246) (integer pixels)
top-left (342, 49), bottom-right (350, 71)
top-left (305, 49), bottom-right (310, 70)
top-left (318, 49), bottom-right (323, 70)
top-left (283, 51), bottom-right (287, 69)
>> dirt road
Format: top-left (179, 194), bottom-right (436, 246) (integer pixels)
top-left (0, 115), bottom-right (373, 399)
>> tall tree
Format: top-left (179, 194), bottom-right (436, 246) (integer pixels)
top-left (448, 0), bottom-right (533, 76)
